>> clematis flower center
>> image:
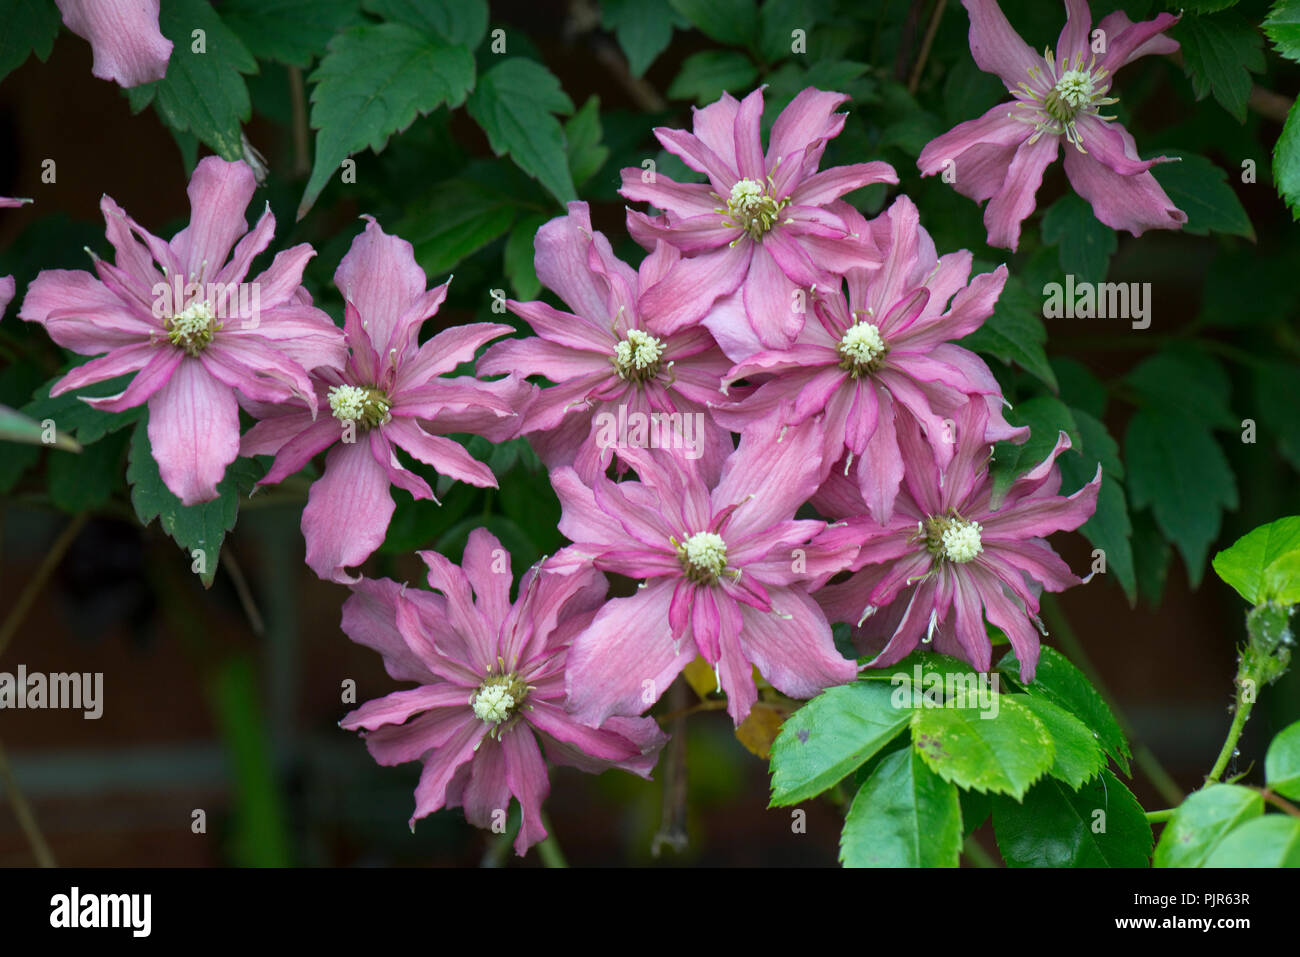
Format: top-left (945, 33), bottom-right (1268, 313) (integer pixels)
top-left (837, 321), bottom-right (887, 375)
top-left (613, 328), bottom-right (664, 381)
top-left (166, 300), bottom-right (219, 356)
top-left (471, 672), bottom-right (530, 736)
top-left (921, 515), bottom-right (984, 564)
top-left (1014, 51), bottom-right (1116, 151)
top-left (327, 384), bottom-right (392, 429)
top-left (725, 178), bottom-right (785, 241)
top-left (675, 531), bottom-right (729, 585)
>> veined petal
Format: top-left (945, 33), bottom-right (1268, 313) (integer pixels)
top-left (984, 132), bottom-right (1059, 251)
top-left (146, 358), bottom-right (239, 505)
top-left (171, 157), bottom-right (257, 282)
top-left (302, 440), bottom-right (394, 583)
top-left (54, 0), bottom-right (172, 88)
top-left (962, 0), bottom-right (1046, 90)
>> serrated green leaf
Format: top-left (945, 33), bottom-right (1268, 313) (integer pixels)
top-left (990, 396), bottom-right (1078, 504)
top-left (911, 697), bottom-right (1054, 800)
top-left (1019, 695), bottom-right (1105, 789)
top-left (758, 0), bottom-right (833, 64)
top-left (126, 0), bottom-right (258, 161)
top-left (959, 787), bottom-right (991, 837)
top-left (1065, 465), bottom-right (1136, 603)
top-left (398, 177), bottom-right (516, 277)
top-left (1041, 193), bottom-right (1116, 285)
top-left (999, 646), bottom-right (1130, 775)
top-left (126, 416), bottom-right (260, 588)
top-left (1175, 12), bottom-right (1265, 122)
top-left (1149, 151), bottom-right (1254, 237)
top-left (1203, 815), bottom-right (1300, 866)
top-left (1153, 783), bottom-right (1264, 867)
top-left (467, 58), bottom-right (576, 207)
top-left (1265, 0), bottom-right (1300, 63)
top-left (1255, 361), bottom-right (1300, 470)
top-left (0, 0), bottom-right (59, 84)
top-left (364, 0), bottom-right (488, 47)
top-left (959, 275), bottom-right (1057, 391)
top-left (21, 372), bottom-right (145, 446)
top-left (1051, 357), bottom-right (1108, 419)
top-left (768, 681), bottom-right (912, 807)
top-left (221, 0), bottom-right (364, 67)
top-left (1266, 720), bottom-right (1300, 800)
top-left (1211, 516), bottom-right (1300, 605)
top-left (566, 96), bottom-right (609, 187)
top-left (1275, 98), bottom-right (1300, 221)
top-left (49, 430), bottom-right (128, 513)
top-left (993, 770), bottom-right (1151, 867)
top-left (668, 0), bottom-right (757, 49)
top-left (603, 0), bottom-right (683, 76)
top-left (840, 749), bottom-right (962, 867)
top-left (1125, 351), bottom-right (1236, 429)
top-left (1126, 409), bottom-right (1238, 586)
top-left (299, 23), bottom-right (474, 218)
top-left (666, 50), bottom-right (758, 104)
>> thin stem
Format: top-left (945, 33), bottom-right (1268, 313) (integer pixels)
top-left (1206, 679), bottom-right (1254, 784)
top-left (221, 548), bottom-right (265, 637)
top-left (0, 738), bottom-right (56, 867)
top-left (1253, 788), bottom-right (1300, 820)
top-left (288, 66), bottom-right (310, 177)
top-left (962, 835), bottom-right (998, 868)
top-left (0, 512), bottom-right (88, 660)
top-left (908, 0), bottom-right (948, 94)
top-left (536, 810), bottom-right (568, 868)
top-left (1145, 808), bottom-right (1176, 824)
top-left (1041, 595), bottom-right (1185, 806)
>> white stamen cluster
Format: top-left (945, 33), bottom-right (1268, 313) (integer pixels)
top-left (1053, 69), bottom-right (1096, 109)
top-left (1011, 50), bottom-right (1117, 151)
top-left (166, 300), bottom-right (217, 355)
top-left (613, 328), bottom-right (665, 381)
top-left (940, 520), bottom-right (984, 563)
top-left (725, 178), bottom-right (784, 240)
top-left (472, 684), bottom-right (517, 725)
top-left (678, 531), bottom-right (728, 583)
top-left (838, 321), bottom-right (886, 374)
top-left (327, 384), bottom-right (368, 422)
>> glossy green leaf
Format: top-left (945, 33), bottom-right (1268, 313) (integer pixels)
top-left (910, 696), bottom-right (1054, 800)
top-left (1266, 720), bottom-right (1300, 800)
top-left (221, 0), bottom-right (364, 67)
top-left (840, 749), bottom-right (962, 867)
top-left (993, 770), bottom-right (1152, 867)
top-left (0, 0), bottom-right (59, 84)
top-left (666, 50), bottom-right (758, 104)
top-left (1019, 696), bottom-right (1105, 790)
top-left (603, 0), bottom-right (683, 76)
top-left (1174, 13), bottom-right (1265, 123)
top-left (1149, 152), bottom-right (1254, 238)
top-left (1203, 815), bottom-right (1300, 867)
top-left (1041, 193), bottom-right (1116, 285)
top-left (364, 0), bottom-right (488, 47)
top-left (959, 274), bottom-right (1057, 391)
top-left (1212, 516), bottom-right (1300, 605)
top-left (1153, 783), bottom-right (1264, 868)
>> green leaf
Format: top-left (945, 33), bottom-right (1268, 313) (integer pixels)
top-left (1067, 467), bottom-right (1136, 604)
top-left (959, 787), bottom-right (991, 837)
top-left (989, 396), bottom-right (1078, 504)
top-left (768, 681), bottom-right (912, 807)
top-left (467, 58), bottom-right (576, 207)
top-left (999, 647), bottom-right (1130, 775)
top-left (1274, 98), bottom-right (1300, 221)
top-left (1019, 696), bottom-right (1106, 790)
top-left (220, 0), bottom-right (364, 67)
top-left (0, 0), bottom-right (59, 84)
top-left (21, 372), bottom-right (146, 446)
top-left (49, 431), bottom-right (128, 513)
top-left (1255, 362), bottom-right (1300, 470)
top-left (993, 770), bottom-right (1152, 867)
top-left (603, 0), bottom-right (683, 77)
top-left (398, 176), bottom-right (517, 277)
top-left (666, 50), bottom-right (758, 104)
top-left (1126, 409), bottom-right (1238, 586)
top-left (668, 0), bottom-right (757, 49)
top-left (0, 404), bottom-right (79, 451)
top-left (758, 0), bottom-right (832, 63)
top-left (126, 0), bottom-right (259, 161)
top-left (1124, 351), bottom-right (1235, 429)
top-left (1203, 815), bottom-right (1300, 867)
top-left (126, 416), bottom-right (261, 588)
top-left (1265, 720), bottom-right (1300, 800)
top-left (840, 749), bottom-right (962, 867)
top-left (959, 275), bottom-right (1056, 391)
top-left (1051, 357), bottom-right (1107, 419)
top-left (1149, 151), bottom-right (1254, 238)
top-left (1212, 516), bottom-right (1300, 605)
top-left (566, 96), bottom-right (610, 187)
top-left (1174, 12), bottom-right (1265, 122)
top-left (504, 213), bottom-right (547, 300)
top-left (1265, 0), bottom-right (1300, 64)
top-left (910, 696), bottom-right (1054, 800)
top-left (1041, 193), bottom-right (1117, 285)
top-left (364, 0), bottom-right (488, 47)
top-left (299, 23), bottom-right (474, 218)
top-left (1153, 783), bottom-right (1263, 867)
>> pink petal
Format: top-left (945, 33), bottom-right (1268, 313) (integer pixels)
top-left (918, 104), bottom-right (1029, 202)
top-left (1098, 11), bottom-right (1180, 75)
top-left (84, 347), bottom-right (183, 413)
top-left (1056, 0), bottom-right (1092, 66)
top-left (410, 718), bottom-right (488, 826)
top-left (397, 321), bottom-right (514, 388)
top-left (1062, 133), bottom-right (1187, 237)
top-left (145, 358), bottom-right (239, 505)
top-left (766, 88), bottom-right (848, 172)
top-left (739, 587), bottom-right (856, 703)
top-left (961, 0), bottom-right (1045, 90)
top-left (385, 418), bottom-right (498, 488)
top-left (340, 577), bottom-right (437, 684)
top-left (302, 440), bottom-right (394, 582)
top-left (20, 269), bottom-right (156, 353)
top-left (984, 133), bottom-right (1059, 251)
top-left (333, 215), bottom-right (427, 358)
top-left (501, 726), bottom-right (550, 855)
top-left (637, 240), bottom-right (752, 334)
top-left (171, 157), bottom-right (257, 281)
top-left (619, 170), bottom-right (718, 218)
top-left (54, 0), bottom-right (172, 88)
top-left (787, 162), bottom-right (899, 206)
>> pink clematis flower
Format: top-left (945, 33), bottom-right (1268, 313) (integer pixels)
top-left (552, 413), bottom-right (860, 726)
top-left (620, 86), bottom-right (898, 347)
top-left (241, 217), bottom-right (531, 583)
top-left (813, 400), bottom-right (1100, 681)
top-left (917, 0), bottom-right (1186, 249)
top-left (0, 197), bottom-right (29, 317)
top-left (55, 0), bottom-right (173, 88)
top-left (478, 202), bottom-right (737, 482)
top-left (19, 157), bottom-right (345, 505)
top-left (339, 530), bottom-right (666, 856)
top-left (712, 195), bottom-right (1026, 523)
